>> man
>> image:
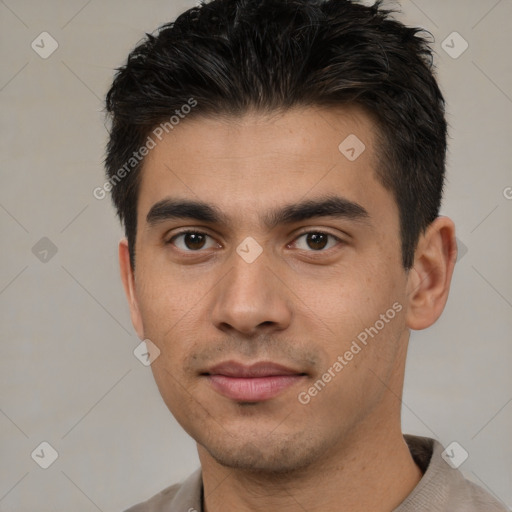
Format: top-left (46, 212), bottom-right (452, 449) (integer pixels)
top-left (104, 0), bottom-right (507, 510)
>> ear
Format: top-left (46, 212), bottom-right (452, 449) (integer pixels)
top-left (119, 238), bottom-right (144, 339)
top-left (405, 216), bottom-right (458, 330)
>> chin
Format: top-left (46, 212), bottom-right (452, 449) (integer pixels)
top-left (200, 429), bottom-right (325, 475)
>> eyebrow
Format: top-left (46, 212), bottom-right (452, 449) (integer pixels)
top-left (146, 195), bottom-right (371, 229)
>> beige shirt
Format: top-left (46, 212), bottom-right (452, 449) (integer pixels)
top-left (125, 435), bottom-right (508, 511)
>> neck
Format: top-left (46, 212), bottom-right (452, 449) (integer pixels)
top-left (198, 414), bottom-right (423, 512)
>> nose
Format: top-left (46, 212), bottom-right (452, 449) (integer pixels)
top-left (210, 250), bottom-right (292, 337)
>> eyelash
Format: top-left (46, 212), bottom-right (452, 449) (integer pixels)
top-left (166, 229), bottom-right (343, 253)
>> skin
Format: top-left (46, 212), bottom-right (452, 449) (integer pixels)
top-left (119, 105), bottom-right (457, 511)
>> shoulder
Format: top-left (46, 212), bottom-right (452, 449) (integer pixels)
top-left (399, 435), bottom-right (508, 512)
top-left (124, 482), bottom-right (182, 512)
top-left (443, 473), bottom-right (509, 512)
top-left (124, 468), bottom-right (202, 512)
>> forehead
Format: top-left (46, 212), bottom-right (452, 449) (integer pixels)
top-left (136, 105), bottom-right (395, 228)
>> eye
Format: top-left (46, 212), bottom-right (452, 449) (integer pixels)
top-left (292, 231), bottom-right (341, 251)
top-left (168, 231), bottom-right (219, 251)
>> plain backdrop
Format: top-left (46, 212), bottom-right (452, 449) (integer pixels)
top-left (1, 0), bottom-right (511, 510)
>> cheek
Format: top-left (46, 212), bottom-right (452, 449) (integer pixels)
top-left (149, 362), bottom-right (208, 438)
top-left (135, 262), bottom-right (204, 335)
top-left (136, 272), bottom-right (206, 367)
top-left (296, 259), bottom-right (402, 341)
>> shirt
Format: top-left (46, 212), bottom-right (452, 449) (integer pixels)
top-left (124, 435), bottom-right (509, 511)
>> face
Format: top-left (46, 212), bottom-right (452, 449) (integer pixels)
top-left (121, 106), bottom-right (415, 473)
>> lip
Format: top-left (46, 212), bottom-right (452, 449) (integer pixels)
top-left (203, 361), bottom-right (307, 401)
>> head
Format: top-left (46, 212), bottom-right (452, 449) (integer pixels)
top-left (106, 0), bottom-right (457, 474)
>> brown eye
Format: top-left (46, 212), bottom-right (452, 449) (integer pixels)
top-left (169, 231), bottom-right (216, 251)
top-left (183, 233), bottom-right (206, 250)
top-left (293, 231), bottom-right (340, 251)
top-left (306, 233), bottom-right (328, 250)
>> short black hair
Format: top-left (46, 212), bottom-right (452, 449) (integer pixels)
top-left (105, 0), bottom-right (447, 270)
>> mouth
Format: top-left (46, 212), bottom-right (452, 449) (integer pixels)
top-left (201, 361), bottom-right (308, 402)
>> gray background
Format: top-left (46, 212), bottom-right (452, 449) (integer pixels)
top-left (1, 0), bottom-right (511, 510)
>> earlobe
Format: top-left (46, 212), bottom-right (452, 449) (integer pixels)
top-left (405, 216), bottom-right (458, 331)
top-left (119, 239), bottom-right (145, 339)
